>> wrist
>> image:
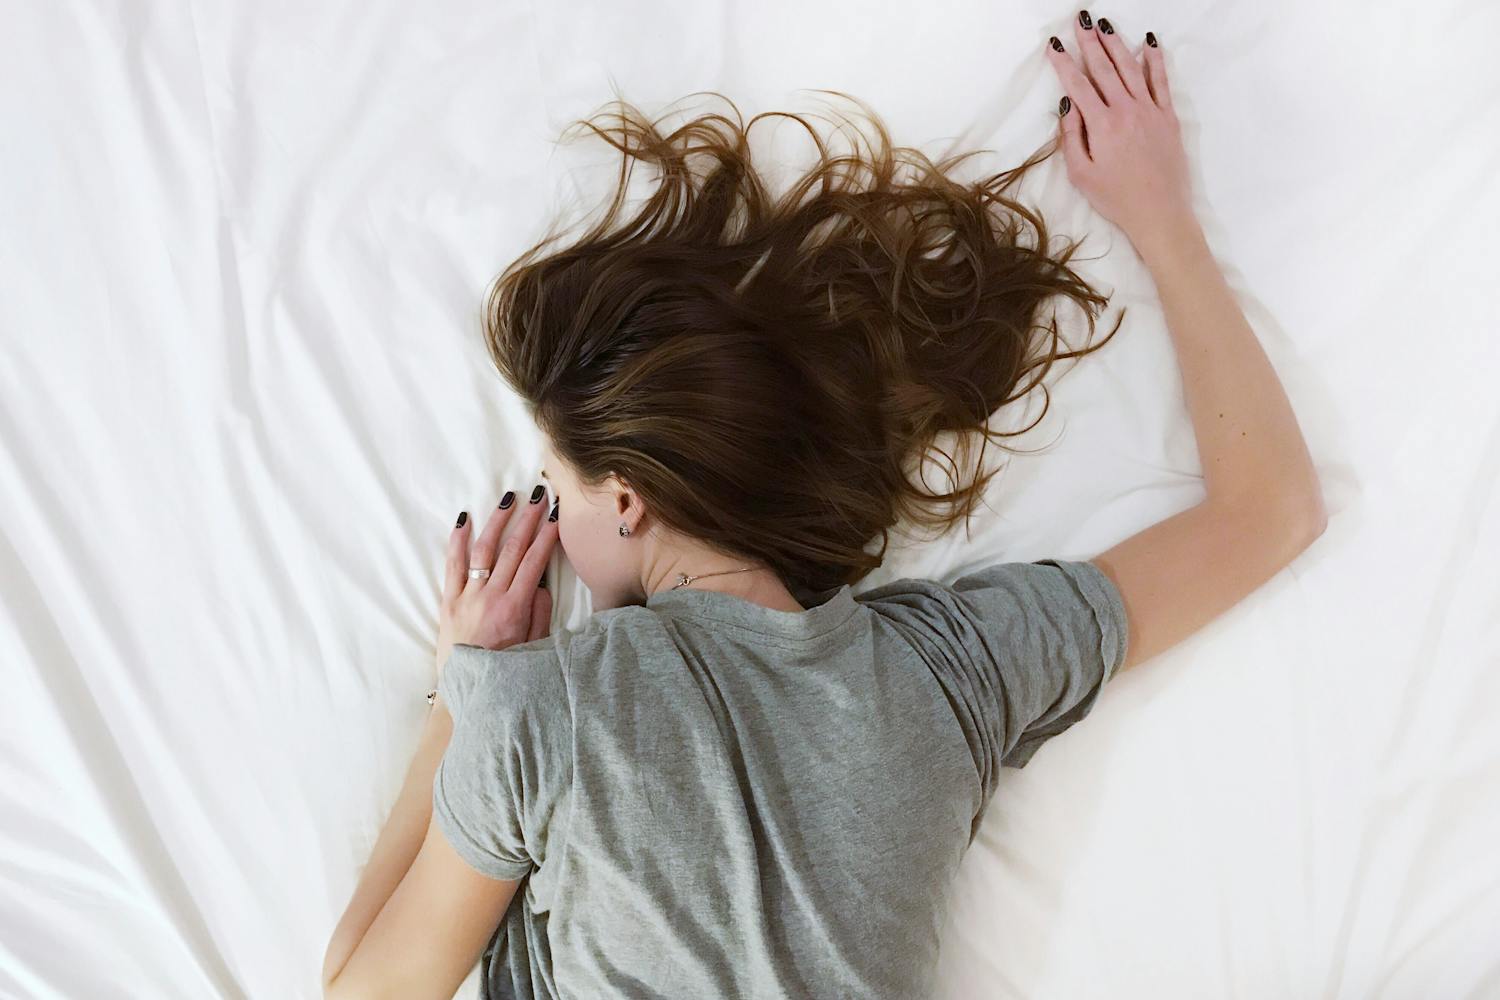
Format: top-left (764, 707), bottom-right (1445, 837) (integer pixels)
top-left (1129, 210), bottom-right (1207, 272)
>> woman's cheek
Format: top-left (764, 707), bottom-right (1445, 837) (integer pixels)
top-left (555, 507), bottom-right (592, 566)
top-left (555, 514), bottom-right (605, 593)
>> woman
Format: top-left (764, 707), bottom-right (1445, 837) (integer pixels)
top-left (323, 12), bottom-right (1325, 999)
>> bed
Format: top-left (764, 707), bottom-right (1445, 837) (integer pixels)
top-left (2, 1), bottom-right (1497, 997)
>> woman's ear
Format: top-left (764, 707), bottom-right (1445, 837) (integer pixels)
top-left (608, 474), bottom-right (645, 530)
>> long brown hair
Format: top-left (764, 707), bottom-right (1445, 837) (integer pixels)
top-left (483, 89), bottom-right (1122, 601)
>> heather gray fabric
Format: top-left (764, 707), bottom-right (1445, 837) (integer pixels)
top-left (432, 557), bottom-right (1129, 999)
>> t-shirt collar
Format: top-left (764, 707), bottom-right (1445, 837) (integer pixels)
top-left (645, 581), bottom-right (859, 641)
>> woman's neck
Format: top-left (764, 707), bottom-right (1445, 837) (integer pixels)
top-left (643, 548), bottom-right (804, 612)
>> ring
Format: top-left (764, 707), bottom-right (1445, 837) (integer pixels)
top-left (468, 567), bottom-right (491, 580)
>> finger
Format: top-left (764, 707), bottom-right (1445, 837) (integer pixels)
top-left (492, 483), bottom-right (550, 587)
top-left (1057, 96), bottom-right (1091, 171)
top-left (526, 586), bottom-right (553, 642)
top-left (512, 499), bottom-right (560, 594)
top-left (1044, 40), bottom-right (1106, 124)
top-left (1142, 31), bottom-right (1174, 112)
top-left (443, 510), bottom-right (471, 602)
top-left (1072, 10), bottom-right (1128, 106)
top-left (1094, 17), bottom-right (1148, 101)
top-left (469, 490), bottom-right (517, 586)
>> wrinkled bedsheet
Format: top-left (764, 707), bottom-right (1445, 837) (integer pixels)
top-left (2, 2), bottom-right (1497, 997)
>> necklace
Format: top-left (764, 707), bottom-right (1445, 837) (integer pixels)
top-left (671, 565), bottom-right (760, 590)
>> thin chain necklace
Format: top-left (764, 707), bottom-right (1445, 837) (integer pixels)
top-left (671, 565), bottom-right (761, 590)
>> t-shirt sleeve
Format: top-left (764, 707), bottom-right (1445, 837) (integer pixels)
top-left (431, 638), bottom-right (573, 882)
top-left (866, 558), bottom-right (1130, 799)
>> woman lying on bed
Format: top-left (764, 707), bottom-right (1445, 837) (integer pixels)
top-left (322, 12), bottom-right (1325, 999)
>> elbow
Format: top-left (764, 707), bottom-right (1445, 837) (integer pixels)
top-left (321, 958), bottom-right (358, 1000)
top-left (1299, 488), bottom-right (1328, 538)
top-left (1285, 489), bottom-right (1329, 553)
top-left (323, 965), bottom-right (399, 1000)
top-left (1220, 487), bottom-right (1327, 560)
top-left (322, 977), bottom-right (375, 1000)
top-left (321, 947), bottom-right (342, 999)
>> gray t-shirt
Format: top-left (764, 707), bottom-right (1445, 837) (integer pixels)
top-left (432, 557), bottom-right (1129, 999)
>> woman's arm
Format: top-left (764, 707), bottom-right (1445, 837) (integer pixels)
top-left (321, 700), bottom-right (520, 1000)
top-left (1045, 17), bottom-right (1325, 674)
top-left (322, 492), bottom-right (558, 998)
top-left (1047, 18), bottom-right (1322, 510)
top-left (1132, 213), bottom-right (1323, 507)
top-left (320, 703), bottom-right (477, 990)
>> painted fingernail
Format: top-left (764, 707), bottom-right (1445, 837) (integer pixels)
top-left (547, 500), bottom-right (559, 522)
top-left (499, 490), bottom-right (515, 509)
top-left (1146, 30), bottom-right (1158, 47)
top-left (1059, 95), bottom-right (1072, 116)
top-left (455, 511), bottom-right (468, 528)
top-left (1049, 35), bottom-right (1064, 51)
top-left (1078, 9), bottom-right (1092, 29)
top-left (1098, 17), bottom-right (1114, 34)
top-left (530, 484), bottom-right (545, 504)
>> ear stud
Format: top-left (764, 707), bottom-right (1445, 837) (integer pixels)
top-left (619, 523), bottom-right (632, 537)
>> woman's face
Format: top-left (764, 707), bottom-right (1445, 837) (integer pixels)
top-left (540, 437), bottom-right (643, 610)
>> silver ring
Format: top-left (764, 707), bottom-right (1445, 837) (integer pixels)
top-left (468, 567), bottom-right (491, 580)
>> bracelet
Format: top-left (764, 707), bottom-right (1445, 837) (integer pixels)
top-left (426, 688), bottom-right (438, 706)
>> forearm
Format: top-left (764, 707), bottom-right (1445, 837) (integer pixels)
top-left (1134, 215), bottom-right (1323, 517)
top-left (323, 700), bottom-right (453, 989)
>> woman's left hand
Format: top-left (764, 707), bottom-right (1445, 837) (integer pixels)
top-left (435, 488), bottom-right (558, 674)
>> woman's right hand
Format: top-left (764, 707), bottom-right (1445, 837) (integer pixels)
top-left (1044, 13), bottom-right (1195, 257)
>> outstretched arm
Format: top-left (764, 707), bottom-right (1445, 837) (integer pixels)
top-left (1045, 15), bottom-right (1325, 674)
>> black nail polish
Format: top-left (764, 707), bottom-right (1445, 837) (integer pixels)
top-left (530, 484), bottom-right (545, 504)
top-left (1059, 95), bottom-right (1072, 116)
top-left (1098, 17), bottom-right (1114, 34)
top-left (547, 500), bottom-right (559, 522)
top-left (499, 490), bottom-right (515, 509)
top-left (1078, 9), bottom-right (1092, 29)
top-left (1049, 35), bottom-right (1064, 51)
top-left (1146, 31), bottom-right (1158, 47)
top-left (455, 511), bottom-right (467, 528)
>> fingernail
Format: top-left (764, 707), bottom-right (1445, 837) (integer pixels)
top-left (1146, 30), bottom-right (1158, 47)
top-left (1078, 9), bottom-right (1092, 29)
top-left (1059, 95), bottom-right (1072, 116)
top-left (547, 500), bottom-right (559, 522)
top-left (1098, 17), bottom-right (1114, 34)
top-left (499, 490), bottom-right (515, 509)
top-left (1049, 35), bottom-right (1064, 51)
top-left (530, 484), bottom-right (545, 504)
top-left (455, 511), bottom-right (468, 528)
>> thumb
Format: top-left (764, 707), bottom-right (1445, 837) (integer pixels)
top-left (527, 585), bottom-right (553, 642)
top-left (1057, 96), bottom-right (1090, 179)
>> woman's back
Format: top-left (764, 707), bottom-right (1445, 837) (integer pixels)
top-left (434, 558), bottom-right (1128, 998)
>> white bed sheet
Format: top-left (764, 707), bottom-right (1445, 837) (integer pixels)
top-left (2, 2), bottom-right (1497, 998)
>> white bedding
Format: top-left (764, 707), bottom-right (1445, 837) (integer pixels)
top-left (2, 2), bottom-right (1497, 998)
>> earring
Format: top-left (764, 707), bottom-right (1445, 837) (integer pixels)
top-left (618, 523), bottom-right (632, 537)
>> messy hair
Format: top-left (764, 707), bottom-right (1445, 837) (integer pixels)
top-left (483, 89), bottom-right (1121, 600)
